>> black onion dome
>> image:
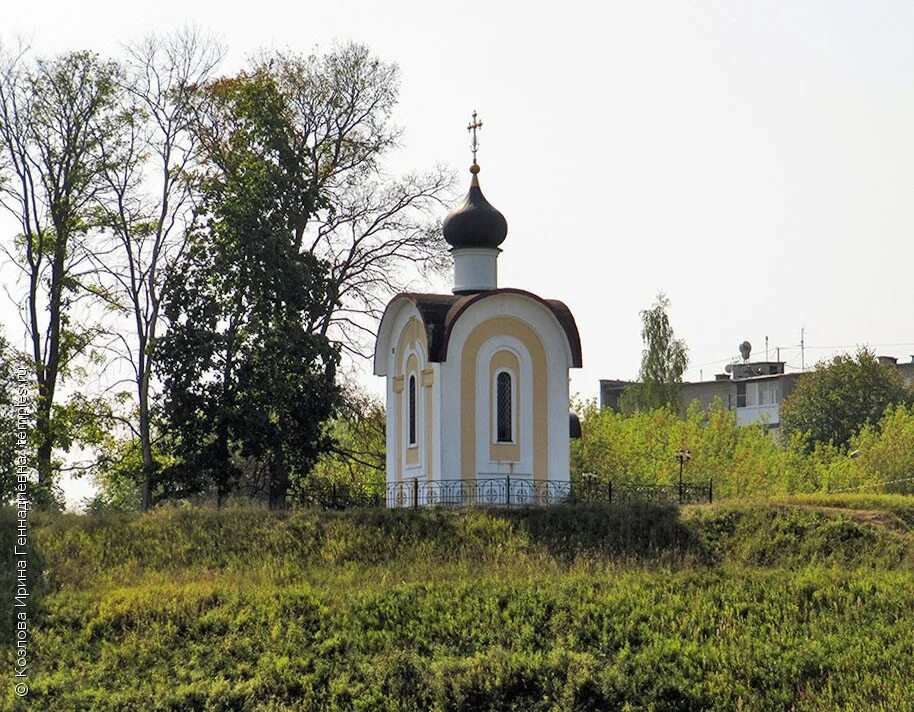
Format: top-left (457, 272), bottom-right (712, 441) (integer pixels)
top-left (442, 165), bottom-right (508, 249)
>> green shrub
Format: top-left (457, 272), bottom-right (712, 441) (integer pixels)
top-left (571, 398), bottom-right (914, 498)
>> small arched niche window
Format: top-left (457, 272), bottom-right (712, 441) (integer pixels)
top-left (496, 371), bottom-right (513, 443)
top-left (407, 374), bottom-right (417, 446)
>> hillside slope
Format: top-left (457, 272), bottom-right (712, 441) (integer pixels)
top-left (4, 496), bottom-right (914, 711)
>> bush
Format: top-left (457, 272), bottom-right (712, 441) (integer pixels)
top-left (572, 398), bottom-right (914, 498)
top-left (571, 397), bottom-right (811, 497)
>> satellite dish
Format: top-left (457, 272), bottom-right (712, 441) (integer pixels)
top-left (724, 364), bottom-right (733, 374)
top-left (739, 341), bottom-right (752, 361)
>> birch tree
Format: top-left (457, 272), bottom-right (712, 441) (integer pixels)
top-left (621, 293), bottom-right (689, 414)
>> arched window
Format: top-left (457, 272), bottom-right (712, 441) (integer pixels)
top-left (407, 374), bottom-right (417, 446)
top-left (496, 371), bottom-right (513, 443)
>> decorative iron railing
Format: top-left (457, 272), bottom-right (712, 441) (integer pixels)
top-left (385, 477), bottom-right (574, 508)
top-left (384, 477), bottom-right (713, 509)
top-left (295, 477), bottom-right (712, 510)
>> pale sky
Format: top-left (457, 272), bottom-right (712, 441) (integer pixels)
top-left (4, 1), bottom-right (914, 506)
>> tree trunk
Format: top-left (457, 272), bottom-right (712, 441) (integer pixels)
top-left (35, 397), bottom-right (54, 489)
top-left (34, 236), bottom-right (66, 501)
top-left (268, 442), bottom-right (288, 510)
top-left (137, 337), bottom-right (155, 512)
top-left (139, 389), bottom-right (154, 511)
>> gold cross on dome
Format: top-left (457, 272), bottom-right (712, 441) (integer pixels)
top-left (467, 110), bottom-right (483, 165)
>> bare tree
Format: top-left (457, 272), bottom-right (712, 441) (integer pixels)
top-left (256, 44), bottom-right (454, 358)
top-left (0, 46), bottom-right (121, 498)
top-left (88, 29), bottom-right (223, 510)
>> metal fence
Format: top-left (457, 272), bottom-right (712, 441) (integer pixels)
top-left (296, 476), bottom-right (713, 510)
top-left (571, 478), bottom-right (712, 506)
top-left (383, 476), bottom-right (713, 509)
top-left (386, 477), bottom-right (570, 508)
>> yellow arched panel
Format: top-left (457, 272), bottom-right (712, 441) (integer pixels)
top-left (460, 318), bottom-right (548, 483)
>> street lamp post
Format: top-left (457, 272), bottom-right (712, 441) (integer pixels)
top-left (675, 448), bottom-right (692, 503)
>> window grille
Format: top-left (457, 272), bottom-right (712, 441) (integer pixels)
top-left (408, 375), bottom-right (417, 445)
top-left (496, 372), bottom-right (512, 442)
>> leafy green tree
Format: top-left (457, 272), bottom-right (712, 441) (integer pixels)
top-left (620, 293), bottom-right (689, 413)
top-left (839, 404), bottom-right (914, 494)
top-left (246, 44), bottom-right (453, 359)
top-left (156, 69), bottom-right (341, 508)
top-left (781, 349), bottom-right (913, 452)
top-left (89, 30), bottom-right (223, 511)
top-left (86, 434), bottom-right (177, 512)
top-left (0, 48), bottom-right (122, 503)
top-left (303, 390), bottom-right (386, 506)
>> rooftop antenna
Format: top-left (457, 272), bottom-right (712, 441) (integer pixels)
top-left (801, 327), bottom-right (805, 371)
top-left (765, 336), bottom-right (769, 361)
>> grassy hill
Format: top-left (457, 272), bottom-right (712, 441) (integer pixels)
top-left (4, 496), bottom-right (914, 710)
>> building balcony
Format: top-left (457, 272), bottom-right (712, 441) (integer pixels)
top-left (736, 403), bottom-right (780, 427)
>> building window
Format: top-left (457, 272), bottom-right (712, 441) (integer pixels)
top-left (408, 374), bottom-right (417, 446)
top-left (496, 371), bottom-right (513, 442)
top-left (759, 381), bottom-right (780, 406)
top-left (736, 381), bottom-right (780, 408)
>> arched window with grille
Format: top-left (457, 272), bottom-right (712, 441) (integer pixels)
top-left (496, 371), bottom-right (513, 443)
top-left (407, 374), bottom-right (417, 446)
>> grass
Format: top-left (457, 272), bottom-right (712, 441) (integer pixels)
top-left (3, 496), bottom-right (914, 710)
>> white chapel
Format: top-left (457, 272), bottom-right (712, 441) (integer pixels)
top-left (373, 116), bottom-right (582, 504)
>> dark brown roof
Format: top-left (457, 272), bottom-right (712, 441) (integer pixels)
top-left (442, 168), bottom-right (508, 250)
top-left (386, 289), bottom-right (582, 368)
